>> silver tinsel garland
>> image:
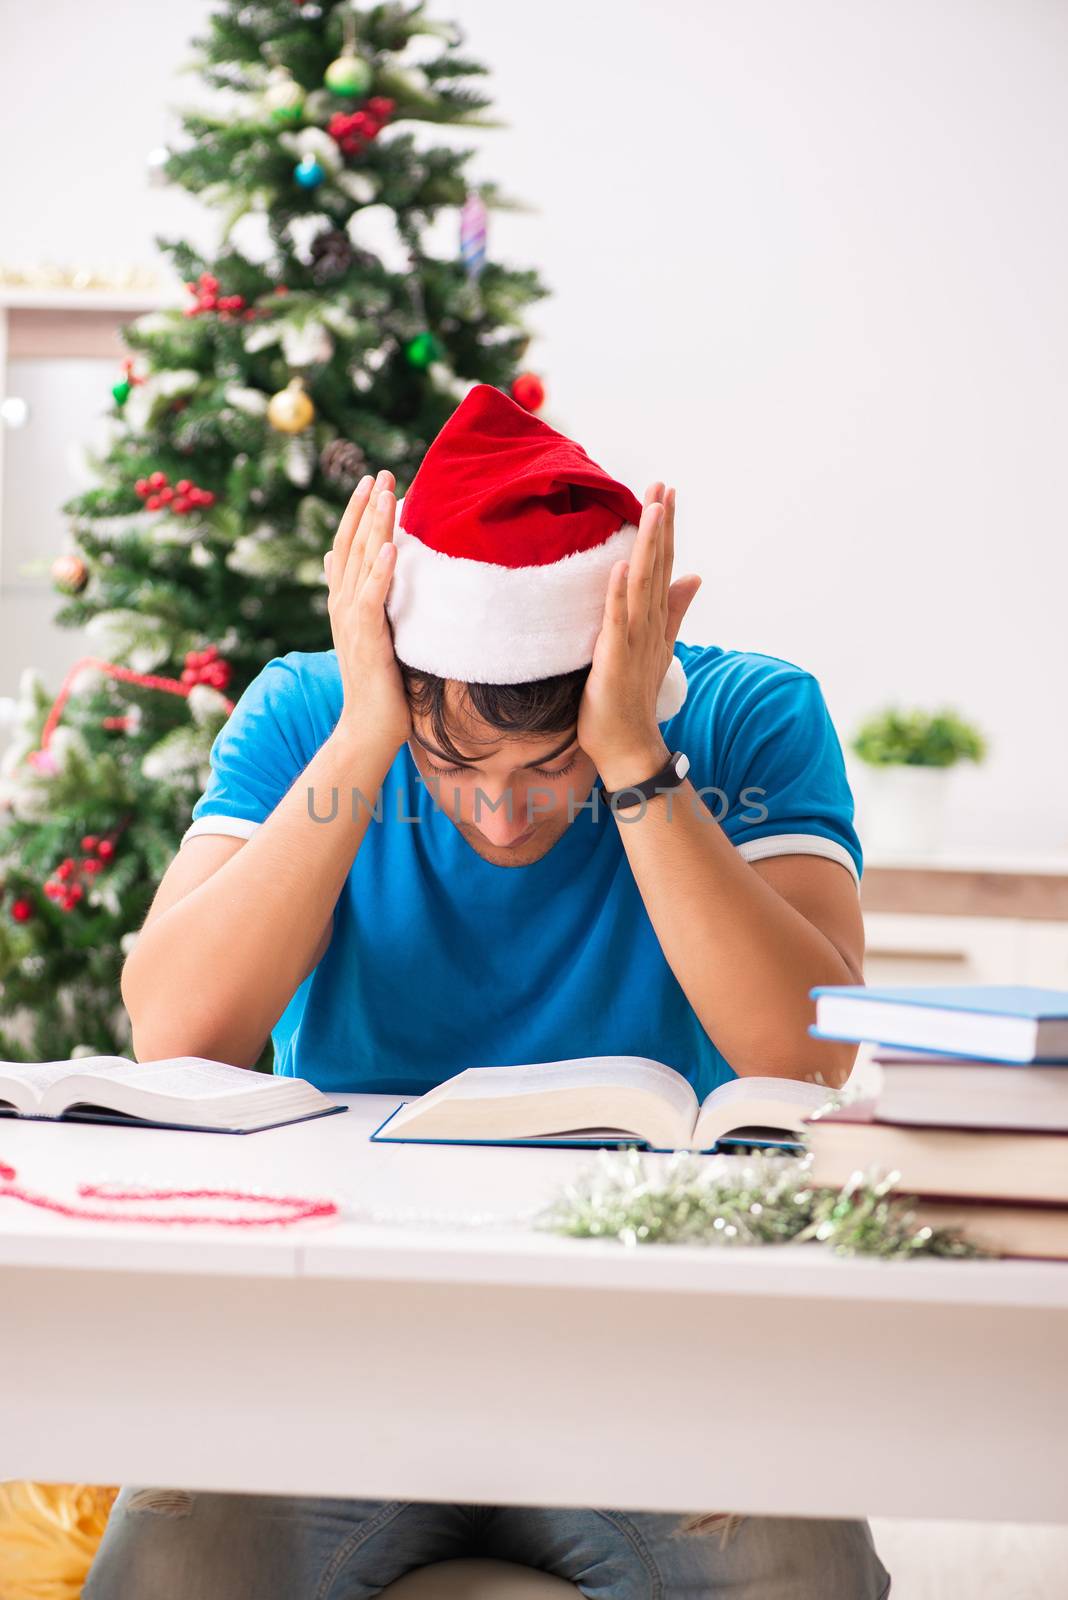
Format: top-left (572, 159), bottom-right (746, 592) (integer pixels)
top-left (536, 1149), bottom-right (987, 1259)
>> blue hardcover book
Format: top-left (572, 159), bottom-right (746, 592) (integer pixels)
top-left (367, 1056), bottom-right (829, 1154)
top-left (809, 985), bottom-right (1068, 1064)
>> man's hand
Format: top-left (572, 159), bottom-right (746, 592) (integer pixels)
top-left (577, 483), bottom-right (701, 789)
top-left (323, 469), bottom-right (411, 757)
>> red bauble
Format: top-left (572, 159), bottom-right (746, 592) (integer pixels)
top-left (511, 372), bottom-right (546, 413)
top-left (10, 898), bottom-right (33, 923)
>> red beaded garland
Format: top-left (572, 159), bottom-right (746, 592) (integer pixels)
top-left (0, 1159), bottom-right (338, 1229)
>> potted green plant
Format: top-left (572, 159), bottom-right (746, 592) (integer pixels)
top-left (850, 707), bottom-right (987, 857)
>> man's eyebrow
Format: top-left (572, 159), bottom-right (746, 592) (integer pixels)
top-left (412, 730), bottom-right (579, 767)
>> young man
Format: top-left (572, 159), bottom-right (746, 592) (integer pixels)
top-left (89, 386), bottom-right (888, 1598)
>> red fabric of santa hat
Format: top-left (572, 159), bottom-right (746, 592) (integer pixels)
top-left (386, 384), bottom-right (688, 722)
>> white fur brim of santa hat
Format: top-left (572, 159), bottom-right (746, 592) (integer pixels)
top-left (388, 509), bottom-right (688, 722)
top-left (383, 385), bottom-right (689, 723)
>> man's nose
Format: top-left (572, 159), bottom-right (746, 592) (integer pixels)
top-left (472, 782), bottom-right (530, 842)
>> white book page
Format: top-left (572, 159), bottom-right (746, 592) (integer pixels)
top-left (386, 1056), bottom-right (699, 1146)
top-left (0, 1056), bottom-right (131, 1111)
top-left (694, 1075), bottom-right (832, 1147)
top-left (38, 1056), bottom-right (302, 1118)
top-left (412, 1056), bottom-right (696, 1112)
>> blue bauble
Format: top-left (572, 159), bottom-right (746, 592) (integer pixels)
top-left (295, 155), bottom-right (325, 189)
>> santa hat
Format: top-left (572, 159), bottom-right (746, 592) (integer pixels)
top-left (385, 384), bottom-right (688, 722)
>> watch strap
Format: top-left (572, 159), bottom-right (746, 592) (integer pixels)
top-left (599, 749), bottom-right (690, 810)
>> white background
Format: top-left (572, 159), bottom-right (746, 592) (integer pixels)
top-left (1, 0), bottom-right (1066, 849)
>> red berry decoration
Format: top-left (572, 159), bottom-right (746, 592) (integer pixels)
top-left (182, 646), bottom-right (232, 692)
top-left (328, 97), bottom-right (394, 157)
top-left (184, 272), bottom-right (253, 321)
top-left (42, 834), bottom-right (118, 910)
top-left (135, 473), bottom-right (216, 516)
top-left (10, 898), bottom-right (33, 923)
top-left (511, 372), bottom-right (546, 413)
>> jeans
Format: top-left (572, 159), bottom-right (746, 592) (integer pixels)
top-left (84, 1489), bottom-right (891, 1598)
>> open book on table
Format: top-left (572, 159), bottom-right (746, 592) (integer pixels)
top-left (0, 1055), bottom-right (346, 1134)
top-left (371, 1056), bottom-right (832, 1152)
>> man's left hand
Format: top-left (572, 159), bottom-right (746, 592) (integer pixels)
top-left (577, 484), bottom-right (701, 789)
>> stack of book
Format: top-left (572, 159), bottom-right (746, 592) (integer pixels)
top-left (805, 984), bottom-right (1068, 1259)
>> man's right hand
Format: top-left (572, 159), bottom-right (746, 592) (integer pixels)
top-left (324, 469), bottom-right (411, 757)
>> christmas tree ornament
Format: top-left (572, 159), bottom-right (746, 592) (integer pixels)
top-left (264, 65), bottom-right (305, 125)
top-left (110, 357), bottom-right (143, 407)
top-left (320, 436), bottom-right (368, 490)
top-left (324, 2), bottom-right (374, 98)
top-left (460, 192), bottom-right (487, 279)
top-left (384, 384), bottom-right (688, 721)
top-left (511, 370), bottom-right (546, 413)
top-left (294, 154), bottom-right (325, 189)
top-left (404, 330), bottom-right (442, 369)
top-left (183, 273), bottom-right (249, 320)
top-left (10, 898), bottom-right (33, 923)
top-left (50, 554), bottom-right (89, 595)
top-left (181, 646), bottom-right (232, 691)
top-left (267, 377), bottom-right (315, 433)
top-left (327, 97), bottom-right (395, 157)
top-left (325, 54), bottom-right (372, 97)
top-left (308, 226), bottom-right (356, 284)
top-left (135, 473), bottom-right (215, 515)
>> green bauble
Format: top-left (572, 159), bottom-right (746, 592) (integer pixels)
top-left (111, 379), bottom-right (132, 407)
top-left (405, 331), bottom-right (442, 370)
top-left (264, 67), bottom-right (305, 125)
top-left (324, 54), bottom-right (373, 97)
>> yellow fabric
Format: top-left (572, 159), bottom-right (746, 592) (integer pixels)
top-left (0, 1483), bottom-right (118, 1600)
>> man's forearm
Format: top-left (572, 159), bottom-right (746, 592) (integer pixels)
top-left (600, 748), bottom-right (859, 1083)
top-left (122, 723), bottom-right (396, 1066)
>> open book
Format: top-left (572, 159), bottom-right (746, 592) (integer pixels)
top-left (371, 1056), bottom-right (833, 1152)
top-left (0, 1055), bottom-right (346, 1134)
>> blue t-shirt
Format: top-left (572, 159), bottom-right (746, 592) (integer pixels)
top-left (182, 640), bottom-right (862, 1101)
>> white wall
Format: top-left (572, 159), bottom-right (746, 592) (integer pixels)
top-left (2, 0), bottom-right (1067, 849)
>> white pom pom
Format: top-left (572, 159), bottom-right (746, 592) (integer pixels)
top-left (655, 655), bottom-right (689, 723)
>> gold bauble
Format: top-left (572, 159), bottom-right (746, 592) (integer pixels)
top-left (267, 379), bottom-right (315, 434)
top-left (51, 553), bottom-right (89, 593)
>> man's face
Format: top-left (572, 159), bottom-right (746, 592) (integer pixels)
top-left (406, 681), bottom-right (598, 867)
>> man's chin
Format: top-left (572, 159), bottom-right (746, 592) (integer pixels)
top-left (460, 819), bottom-right (561, 863)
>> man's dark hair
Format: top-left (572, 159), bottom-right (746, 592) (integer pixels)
top-left (397, 658), bottom-right (590, 765)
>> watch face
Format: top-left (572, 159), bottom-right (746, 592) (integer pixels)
top-left (675, 751), bottom-right (690, 780)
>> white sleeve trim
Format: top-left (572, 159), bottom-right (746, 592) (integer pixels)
top-left (735, 832), bottom-right (860, 886)
top-left (181, 815), bottom-right (262, 847)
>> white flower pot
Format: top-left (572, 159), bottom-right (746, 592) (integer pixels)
top-left (857, 764), bottom-right (951, 859)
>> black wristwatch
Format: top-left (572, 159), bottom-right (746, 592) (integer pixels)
top-left (599, 749), bottom-right (691, 811)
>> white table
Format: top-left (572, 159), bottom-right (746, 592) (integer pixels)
top-left (3, 1095), bottom-right (1068, 1523)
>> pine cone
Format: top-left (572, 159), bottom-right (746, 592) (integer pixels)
top-left (309, 228), bottom-right (355, 285)
top-left (320, 437), bottom-right (369, 490)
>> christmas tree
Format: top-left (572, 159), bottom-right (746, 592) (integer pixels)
top-left (0, 0), bottom-right (547, 1064)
